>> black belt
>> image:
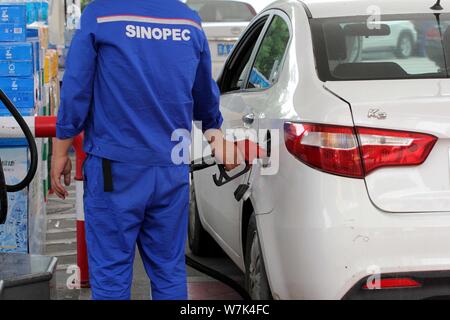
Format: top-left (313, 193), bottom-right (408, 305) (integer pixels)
top-left (102, 158), bottom-right (114, 192)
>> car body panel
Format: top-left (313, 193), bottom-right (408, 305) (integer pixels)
top-left (257, 161), bottom-right (450, 299)
top-left (325, 80), bottom-right (450, 213)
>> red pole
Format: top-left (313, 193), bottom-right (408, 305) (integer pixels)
top-left (72, 134), bottom-right (89, 288)
top-left (35, 117), bottom-right (90, 288)
top-left (35, 116), bottom-right (57, 138)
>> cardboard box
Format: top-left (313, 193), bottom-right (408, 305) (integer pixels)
top-left (0, 146), bottom-right (29, 253)
top-left (0, 76), bottom-right (36, 115)
top-left (43, 52), bottom-right (49, 83)
top-left (0, 4), bottom-right (27, 42)
top-left (0, 42), bottom-right (38, 76)
top-left (0, 24), bottom-right (26, 42)
top-left (50, 50), bottom-right (57, 79)
top-left (32, 39), bottom-right (40, 71)
top-left (0, 42), bottom-right (32, 60)
top-left (28, 137), bottom-right (46, 255)
top-left (27, 25), bottom-right (49, 50)
top-left (0, 5), bottom-right (27, 24)
top-left (0, 60), bottom-right (33, 76)
top-left (26, 2), bottom-right (37, 25)
top-left (39, 25), bottom-right (48, 49)
top-left (44, 50), bottom-right (57, 84)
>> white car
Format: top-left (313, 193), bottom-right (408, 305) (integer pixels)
top-left (184, 0), bottom-right (275, 79)
top-left (190, 0), bottom-right (450, 300)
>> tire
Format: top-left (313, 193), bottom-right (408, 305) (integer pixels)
top-left (396, 33), bottom-right (414, 58)
top-left (245, 214), bottom-right (272, 300)
top-left (188, 183), bottom-right (222, 256)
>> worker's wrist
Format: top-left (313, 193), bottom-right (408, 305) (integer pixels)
top-left (53, 138), bottom-right (73, 158)
top-left (52, 152), bottom-right (69, 160)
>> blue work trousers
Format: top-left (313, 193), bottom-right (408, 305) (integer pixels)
top-left (83, 154), bottom-right (190, 300)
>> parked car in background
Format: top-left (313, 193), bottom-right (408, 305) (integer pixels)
top-left (362, 20), bottom-right (418, 58)
top-left (184, 0), bottom-right (275, 78)
top-left (190, 0), bottom-right (450, 300)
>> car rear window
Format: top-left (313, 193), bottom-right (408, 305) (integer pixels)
top-left (310, 14), bottom-right (450, 81)
top-left (186, 0), bottom-right (256, 23)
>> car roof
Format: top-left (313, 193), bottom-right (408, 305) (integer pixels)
top-left (298, 0), bottom-right (450, 18)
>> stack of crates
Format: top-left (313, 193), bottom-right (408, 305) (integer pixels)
top-left (0, 4), bottom-right (36, 117)
top-left (0, 1), bottom-right (56, 255)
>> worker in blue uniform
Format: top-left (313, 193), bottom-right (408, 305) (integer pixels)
top-left (50, 0), bottom-right (241, 300)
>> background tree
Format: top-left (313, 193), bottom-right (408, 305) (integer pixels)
top-left (254, 16), bottom-right (290, 80)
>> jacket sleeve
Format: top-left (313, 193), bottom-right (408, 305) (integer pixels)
top-left (192, 32), bottom-right (223, 132)
top-left (56, 6), bottom-right (97, 139)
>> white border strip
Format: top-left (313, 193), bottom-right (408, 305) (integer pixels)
top-left (0, 116), bottom-right (35, 138)
top-left (97, 15), bottom-right (202, 30)
top-left (76, 180), bottom-right (85, 221)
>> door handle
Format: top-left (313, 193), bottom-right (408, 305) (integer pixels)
top-left (242, 113), bottom-right (255, 126)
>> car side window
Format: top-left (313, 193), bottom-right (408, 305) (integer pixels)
top-left (219, 17), bottom-right (268, 93)
top-left (246, 15), bottom-right (290, 89)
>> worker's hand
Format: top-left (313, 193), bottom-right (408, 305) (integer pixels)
top-left (51, 154), bottom-right (72, 200)
top-left (212, 138), bottom-right (244, 171)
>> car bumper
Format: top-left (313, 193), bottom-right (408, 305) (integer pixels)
top-left (256, 167), bottom-right (450, 300)
top-left (343, 270), bottom-right (450, 300)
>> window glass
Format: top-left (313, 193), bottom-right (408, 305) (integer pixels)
top-left (247, 16), bottom-right (290, 89)
top-left (186, 0), bottom-right (256, 23)
top-left (311, 14), bottom-right (450, 81)
top-left (220, 17), bottom-right (268, 93)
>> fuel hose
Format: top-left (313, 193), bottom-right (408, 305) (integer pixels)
top-left (0, 89), bottom-right (39, 224)
top-left (0, 90), bottom-right (38, 192)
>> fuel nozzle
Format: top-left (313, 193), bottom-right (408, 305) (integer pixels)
top-left (190, 139), bottom-right (267, 201)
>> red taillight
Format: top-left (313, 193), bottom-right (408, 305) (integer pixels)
top-left (426, 27), bottom-right (441, 40)
top-left (357, 127), bottom-right (437, 175)
top-left (284, 123), bottom-right (364, 178)
top-left (284, 122), bottom-right (437, 178)
top-left (362, 278), bottom-right (421, 290)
